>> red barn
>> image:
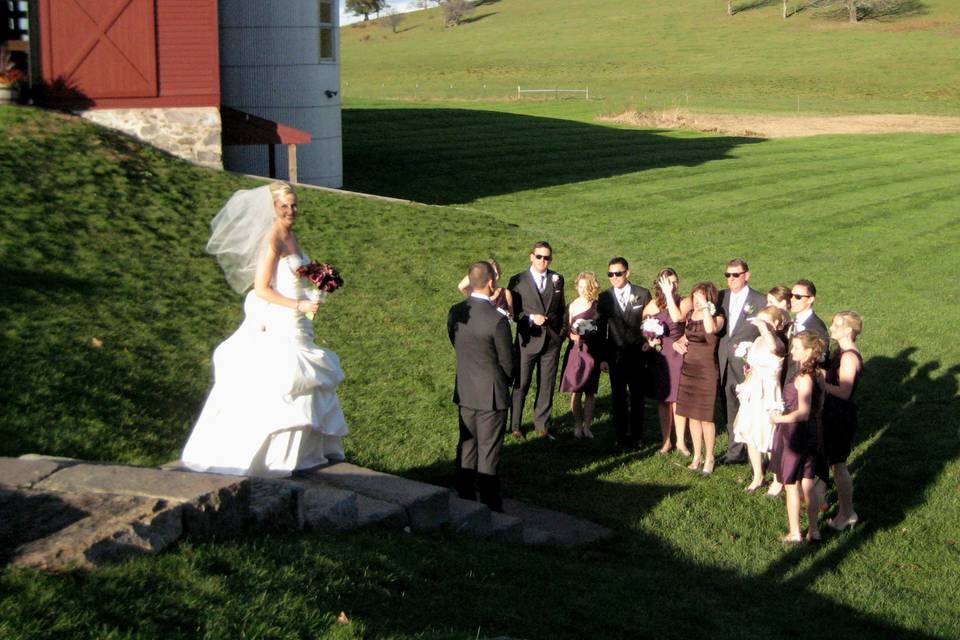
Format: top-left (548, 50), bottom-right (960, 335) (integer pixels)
top-left (7, 0), bottom-right (330, 181)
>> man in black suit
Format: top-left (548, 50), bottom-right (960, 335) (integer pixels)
top-left (717, 258), bottom-right (768, 464)
top-left (507, 241), bottom-right (566, 439)
top-left (597, 257), bottom-right (652, 450)
top-left (784, 278), bottom-right (829, 381)
top-left (448, 261), bottom-right (514, 512)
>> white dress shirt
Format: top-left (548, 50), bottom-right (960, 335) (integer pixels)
top-left (727, 287), bottom-right (749, 333)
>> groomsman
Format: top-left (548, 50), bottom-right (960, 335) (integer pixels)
top-left (717, 258), bottom-right (767, 465)
top-left (448, 262), bottom-right (514, 512)
top-left (508, 241), bottom-right (566, 439)
top-left (597, 257), bottom-right (651, 450)
top-left (784, 278), bottom-right (828, 381)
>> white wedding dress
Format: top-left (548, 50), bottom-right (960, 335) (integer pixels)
top-left (182, 254), bottom-right (347, 477)
top-left (732, 337), bottom-right (783, 453)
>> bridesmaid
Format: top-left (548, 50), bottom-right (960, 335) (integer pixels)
top-left (767, 285), bottom-right (791, 311)
top-left (822, 311), bottom-right (864, 531)
top-left (560, 272), bottom-right (602, 439)
top-left (675, 282), bottom-right (724, 475)
top-left (770, 331), bottom-right (828, 543)
top-left (642, 268), bottom-right (692, 455)
top-left (458, 259), bottom-right (513, 320)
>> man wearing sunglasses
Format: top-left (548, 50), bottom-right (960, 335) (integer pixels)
top-left (507, 241), bottom-right (566, 439)
top-left (783, 279), bottom-right (828, 382)
top-left (717, 258), bottom-right (767, 465)
top-left (597, 257), bottom-right (652, 450)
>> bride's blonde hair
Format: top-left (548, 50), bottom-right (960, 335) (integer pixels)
top-left (269, 181), bottom-right (296, 203)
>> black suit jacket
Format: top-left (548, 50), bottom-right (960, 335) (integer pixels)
top-left (597, 283), bottom-right (652, 358)
top-left (508, 269), bottom-right (566, 351)
top-left (448, 297), bottom-right (514, 411)
top-left (718, 286), bottom-right (768, 384)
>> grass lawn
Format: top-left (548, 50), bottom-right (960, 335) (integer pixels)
top-left (341, 0), bottom-right (960, 115)
top-left (1, 101), bottom-right (959, 638)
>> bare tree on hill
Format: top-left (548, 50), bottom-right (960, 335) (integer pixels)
top-left (442, 0), bottom-right (475, 26)
top-left (384, 7), bottom-right (405, 32)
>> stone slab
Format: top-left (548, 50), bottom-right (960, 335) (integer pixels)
top-left (249, 478), bottom-right (303, 532)
top-left (34, 464), bottom-right (251, 538)
top-left (447, 496), bottom-right (493, 539)
top-left (4, 488), bottom-right (183, 570)
top-left (297, 483), bottom-right (357, 531)
top-left (355, 494), bottom-right (408, 529)
top-left (35, 464), bottom-right (245, 502)
top-left (488, 511), bottom-right (523, 545)
top-left (303, 463), bottom-right (449, 531)
top-left (502, 499), bottom-right (613, 547)
top-left (0, 457), bottom-right (67, 489)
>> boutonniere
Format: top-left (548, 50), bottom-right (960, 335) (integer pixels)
top-left (743, 303), bottom-right (755, 315)
top-left (551, 274), bottom-right (559, 283)
top-left (629, 294), bottom-right (637, 304)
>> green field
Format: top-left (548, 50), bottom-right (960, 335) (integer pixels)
top-left (1, 98), bottom-right (959, 638)
top-left (341, 0), bottom-right (960, 115)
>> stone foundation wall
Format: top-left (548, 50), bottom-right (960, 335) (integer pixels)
top-left (79, 107), bottom-right (222, 169)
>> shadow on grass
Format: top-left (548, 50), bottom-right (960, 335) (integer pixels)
top-left (461, 11), bottom-right (496, 24)
top-left (816, 0), bottom-right (928, 21)
top-left (389, 348), bottom-right (958, 639)
top-left (732, 0), bottom-right (776, 13)
top-left (766, 349), bottom-right (959, 583)
top-left (342, 108), bottom-right (763, 204)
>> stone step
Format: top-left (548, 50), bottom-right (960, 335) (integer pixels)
top-left (446, 496), bottom-right (493, 539)
top-left (0, 456), bottom-right (73, 489)
top-left (296, 483), bottom-right (358, 531)
top-left (248, 478), bottom-right (303, 532)
top-left (34, 463), bottom-right (250, 538)
top-left (355, 494), bottom-right (408, 529)
top-left (488, 511), bottom-right (523, 544)
top-left (502, 499), bottom-right (613, 547)
top-left (300, 462), bottom-right (449, 532)
top-left (5, 488), bottom-right (182, 570)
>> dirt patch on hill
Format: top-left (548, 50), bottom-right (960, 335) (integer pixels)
top-left (600, 110), bottom-right (960, 138)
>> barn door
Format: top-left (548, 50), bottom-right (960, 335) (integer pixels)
top-left (40, 0), bottom-right (158, 99)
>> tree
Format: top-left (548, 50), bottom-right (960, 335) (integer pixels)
top-left (384, 7), bottom-right (405, 33)
top-left (442, 0), bottom-right (474, 26)
top-left (346, 0), bottom-right (386, 21)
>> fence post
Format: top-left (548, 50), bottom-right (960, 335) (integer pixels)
top-left (586, 87), bottom-right (589, 101)
top-left (517, 86), bottom-right (520, 99)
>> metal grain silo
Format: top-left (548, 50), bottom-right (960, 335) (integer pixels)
top-left (219, 0), bottom-right (342, 187)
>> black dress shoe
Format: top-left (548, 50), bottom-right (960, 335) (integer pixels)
top-left (718, 455), bottom-right (747, 465)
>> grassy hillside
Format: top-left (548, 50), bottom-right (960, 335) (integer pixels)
top-left (341, 0), bottom-right (960, 115)
top-left (2, 103), bottom-right (960, 638)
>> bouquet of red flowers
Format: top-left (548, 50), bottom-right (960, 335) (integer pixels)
top-left (297, 261), bottom-right (344, 294)
top-left (296, 261), bottom-right (343, 319)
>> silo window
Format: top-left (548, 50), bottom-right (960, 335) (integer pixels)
top-left (319, 1), bottom-right (335, 61)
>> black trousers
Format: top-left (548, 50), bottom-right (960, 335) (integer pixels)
top-left (511, 338), bottom-right (562, 433)
top-left (722, 364), bottom-right (747, 461)
top-left (609, 347), bottom-right (647, 446)
top-left (456, 406), bottom-right (506, 511)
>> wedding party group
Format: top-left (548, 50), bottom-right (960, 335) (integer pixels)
top-left (449, 242), bottom-right (864, 543)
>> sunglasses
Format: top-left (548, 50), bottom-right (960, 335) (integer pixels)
top-left (725, 272), bottom-right (746, 278)
top-left (607, 270), bottom-right (626, 278)
top-left (533, 254), bottom-right (553, 262)
top-left (791, 293), bottom-right (812, 299)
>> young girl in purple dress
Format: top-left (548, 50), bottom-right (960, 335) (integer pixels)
top-left (560, 272), bottom-right (602, 439)
top-left (769, 331), bottom-right (828, 543)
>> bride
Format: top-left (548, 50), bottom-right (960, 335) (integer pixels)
top-left (181, 181), bottom-right (348, 477)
